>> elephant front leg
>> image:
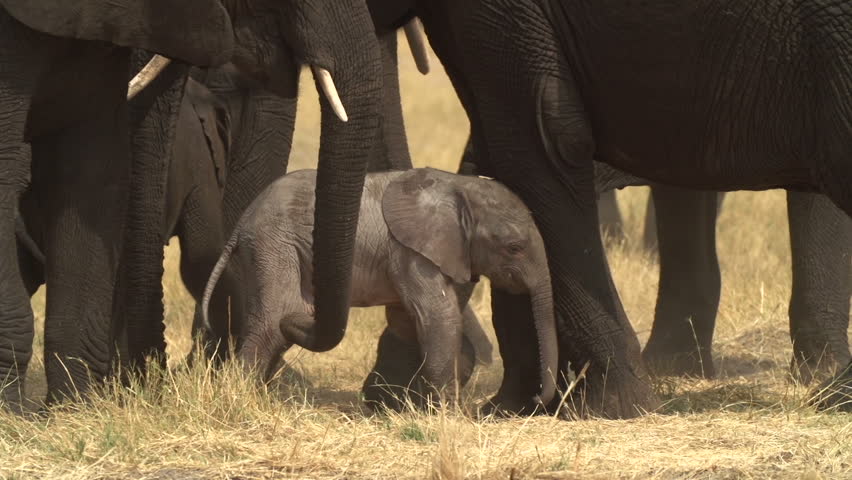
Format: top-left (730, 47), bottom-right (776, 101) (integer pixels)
top-left (0, 97), bottom-right (35, 412)
top-left (388, 255), bottom-right (465, 409)
top-left (0, 169), bottom-right (35, 412)
top-left (32, 107), bottom-right (130, 404)
top-left (420, 1), bottom-right (657, 416)
top-left (364, 304), bottom-right (480, 412)
top-left (642, 185), bottom-right (721, 378)
top-left (812, 359), bottom-right (852, 412)
top-left (788, 191), bottom-right (851, 384)
top-left (362, 306), bottom-right (427, 412)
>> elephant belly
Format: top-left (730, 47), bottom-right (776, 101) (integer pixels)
top-left (298, 255), bottom-right (399, 310)
top-left (573, 0), bottom-right (821, 191)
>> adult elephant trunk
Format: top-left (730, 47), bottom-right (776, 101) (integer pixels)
top-left (289, 1), bottom-right (384, 352)
top-left (116, 52), bottom-right (190, 371)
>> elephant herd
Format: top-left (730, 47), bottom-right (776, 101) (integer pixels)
top-left (0, 0), bottom-right (851, 419)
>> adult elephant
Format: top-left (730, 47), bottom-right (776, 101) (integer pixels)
top-left (362, 1), bottom-right (852, 418)
top-left (0, 0), bottom-right (383, 410)
top-left (19, 72), bottom-right (287, 359)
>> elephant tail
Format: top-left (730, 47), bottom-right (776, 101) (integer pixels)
top-left (201, 230), bottom-right (239, 333)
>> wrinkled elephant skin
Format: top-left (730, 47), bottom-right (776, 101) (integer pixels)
top-left (202, 169), bottom-right (559, 410)
top-left (402, 0), bottom-right (852, 418)
top-left (0, 0), bottom-right (383, 409)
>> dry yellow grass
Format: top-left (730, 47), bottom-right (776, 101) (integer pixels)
top-left (3, 34), bottom-right (851, 479)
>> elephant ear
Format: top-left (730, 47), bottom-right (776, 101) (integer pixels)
top-left (1, 0), bottom-right (234, 66)
top-left (383, 168), bottom-right (473, 284)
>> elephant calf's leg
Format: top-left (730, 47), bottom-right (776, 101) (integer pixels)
top-left (363, 305), bottom-right (477, 412)
top-left (362, 306), bottom-right (427, 412)
top-left (240, 248), bottom-right (301, 381)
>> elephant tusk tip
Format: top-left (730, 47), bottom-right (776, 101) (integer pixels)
top-left (127, 55), bottom-right (172, 100)
top-left (312, 66), bottom-right (349, 123)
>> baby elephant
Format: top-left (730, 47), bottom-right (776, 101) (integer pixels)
top-left (202, 167), bottom-right (558, 409)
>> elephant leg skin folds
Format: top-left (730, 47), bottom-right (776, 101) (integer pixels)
top-left (435, 18), bottom-right (658, 415)
top-left (0, 78), bottom-right (35, 412)
top-left (0, 188), bottom-right (35, 413)
top-left (812, 359), bottom-right (852, 412)
top-left (788, 191), bottom-right (852, 384)
top-left (31, 89), bottom-right (131, 404)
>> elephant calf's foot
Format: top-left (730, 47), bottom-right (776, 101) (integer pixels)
top-left (642, 344), bottom-right (715, 379)
top-left (363, 328), bottom-right (477, 414)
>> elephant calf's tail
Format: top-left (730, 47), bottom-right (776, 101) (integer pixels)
top-left (201, 232), bottom-right (240, 333)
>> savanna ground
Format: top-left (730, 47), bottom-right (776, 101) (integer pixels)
top-left (3, 36), bottom-right (851, 479)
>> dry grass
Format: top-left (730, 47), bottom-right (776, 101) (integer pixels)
top-left (2, 34), bottom-right (851, 479)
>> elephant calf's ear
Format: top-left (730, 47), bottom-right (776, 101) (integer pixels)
top-left (383, 169), bottom-right (473, 284)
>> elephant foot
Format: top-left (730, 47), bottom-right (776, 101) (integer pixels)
top-left (790, 344), bottom-right (851, 386)
top-left (642, 343), bottom-right (715, 379)
top-left (0, 384), bottom-right (27, 416)
top-left (555, 368), bottom-right (660, 420)
top-left (362, 328), bottom-right (430, 413)
top-left (363, 326), bottom-right (477, 414)
top-left (810, 361), bottom-right (852, 412)
top-left (362, 370), bottom-right (428, 413)
top-left (477, 393), bottom-right (543, 419)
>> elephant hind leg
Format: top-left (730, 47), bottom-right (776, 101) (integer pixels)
top-left (240, 317), bottom-right (292, 384)
top-left (787, 191), bottom-right (851, 384)
top-left (238, 245), bottom-right (301, 382)
top-left (642, 186), bottom-right (720, 379)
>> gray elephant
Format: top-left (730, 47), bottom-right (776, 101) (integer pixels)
top-left (0, 0), bottom-right (385, 409)
top-left (16, 72), bottom-right (286, 360)
top-left (357, 1), bottom-right (852, 419)
top-left (201, 168), bottom-right (558, 409)
top-left (487, 137), bottom-right (850, 383)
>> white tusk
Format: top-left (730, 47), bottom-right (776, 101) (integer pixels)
top-left (404, 17), bottom-right (431, 75)
top-left (127, 55), bottom-right (172, 100)
top-left (312, 66), bottom-right (348, 123)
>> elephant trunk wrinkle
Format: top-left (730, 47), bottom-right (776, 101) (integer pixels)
top-left (304, 0), bottom-right (384, 353)
top-left (530, 280), bottom-right (558, 408)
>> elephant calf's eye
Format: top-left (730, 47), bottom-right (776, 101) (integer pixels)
top-left (506, 243), bottom-right (524, 255)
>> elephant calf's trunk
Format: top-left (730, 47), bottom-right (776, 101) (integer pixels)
top-left (531, 284), bottom-right (558, 408)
